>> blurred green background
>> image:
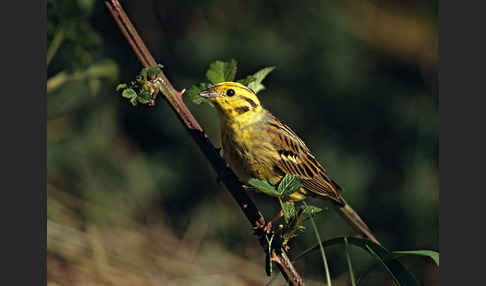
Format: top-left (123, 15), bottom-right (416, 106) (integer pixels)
top-left (47, 0), bottom-right (438, 285)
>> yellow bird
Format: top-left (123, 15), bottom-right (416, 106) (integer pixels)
top-left (200, 82), bottom-right (379, 244)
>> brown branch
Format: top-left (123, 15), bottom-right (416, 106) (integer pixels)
top-left (272, 250), bottom-right (303, 285)
top-left (104, 1), bottom-right (304, 285)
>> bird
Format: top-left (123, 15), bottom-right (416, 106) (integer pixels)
top-left (200, 82), bottom-right (380, 244)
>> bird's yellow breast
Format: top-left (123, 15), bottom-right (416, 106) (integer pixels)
top-left (220, 111), bottom-right (308, 201)
top-left (222, 118), bottom-right (275, 182)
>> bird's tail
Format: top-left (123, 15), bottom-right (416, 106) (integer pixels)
top-left (333, 201), bottom-right (381, 245)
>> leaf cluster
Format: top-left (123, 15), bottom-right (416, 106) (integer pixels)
top-left (115, 59), bottom-right (275, 108)
top-left (116, 65), bottom-right (164, 106)
top-left (248, 175), bottom-right (440, 285)
top-left (186, 59), bottom-right (275, 106)
top-left (248, 175), bottom-right (325, 249)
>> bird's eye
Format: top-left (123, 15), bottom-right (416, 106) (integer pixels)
top-left (226, 89), bottom-right (235, 97)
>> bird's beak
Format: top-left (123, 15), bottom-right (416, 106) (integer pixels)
top-left (199, 88), bottom-right (218, 99)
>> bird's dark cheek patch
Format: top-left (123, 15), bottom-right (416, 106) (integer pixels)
top-left (242, 97), bottom-right (258, 108)
top-left (234, 106), bottom-right (250, 114)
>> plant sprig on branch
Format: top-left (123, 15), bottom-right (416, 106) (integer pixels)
top-left (116, 59), bottom-right (275, 108)
top-left (187, 59), bottom-right (275, 106)
top-left (248, 175), bottom-right (325, 250)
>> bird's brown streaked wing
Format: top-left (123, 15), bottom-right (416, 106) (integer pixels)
top-left (266, 117), bottom-right (345, 205)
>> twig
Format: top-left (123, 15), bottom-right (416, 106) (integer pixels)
top-left (104, 1), bottom-right (304, 285)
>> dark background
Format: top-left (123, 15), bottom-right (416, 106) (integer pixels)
top-left (47, 0), bottom-right (438, 285)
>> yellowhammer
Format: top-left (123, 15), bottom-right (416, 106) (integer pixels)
top-left (200, 82), bottom-right (379, 244)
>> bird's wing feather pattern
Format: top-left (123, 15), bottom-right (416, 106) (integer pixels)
top-left (266, 116), bottom-right (345, 205)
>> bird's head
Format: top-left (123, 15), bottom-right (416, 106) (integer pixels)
top-left (199, 82), bottom-right (263, 121)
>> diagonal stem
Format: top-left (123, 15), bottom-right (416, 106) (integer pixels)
top-left (104, 1), bottom-right (304, 285)
top-left (306, 201), bottom-right (332, 285)
top-left (47, 26), bottom-right (65, 67)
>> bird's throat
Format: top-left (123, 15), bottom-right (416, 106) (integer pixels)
top-left (219, 106), bottom-right (266, 130)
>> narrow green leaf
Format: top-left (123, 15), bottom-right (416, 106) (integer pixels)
top-left (393, 250), bottom-right (439, 267)
top-left (344, 237), bottom-right (357, 286)
top-left (355, 260), bottom-right (382, 285)
top-left (305, 202), bottom-right (332, 286)
top-left (122, 88), bottom-right (137, 99)
top-left (206, 59), bottom-right (238, 84)
top-left (277, 174), bottom-right (301, 196)
top-left (365, 245), bottom-right (401, 286)
top-left (129, 97), bottom-right (137, 106)
top-left (47, 27), bottom-right (65, 67)
top-left (248, 178), bottom-right (280, 197)
top-left (293, 237), bottom-right (419, 286)
top-left (357, 250), bottom-right (439, 285)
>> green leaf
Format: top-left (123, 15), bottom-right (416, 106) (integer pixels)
top-left (365, 244), bottom-right (402, 286)
top-left (122, 88), bottom-right (137, 99)
top-left (278, 202), bottom-right (325, 247)
top-left (206, 59), bottom-right (238, 84)
top-left (355, 250), bottom-right (439, 285)
top-left (280, 200), bottom-right (296, 222)
top-left (305, 201), bottom-right (332, 286)
top-left (187, 82), bottom-right (214, 106)
top-left (241, 66), bottom-right (275, 94)
top-left (248, 178), bottom-right (280, 197)
top-left (299, 204), bottom-right (324, 221)
top-left (293, 237), bottom-right (419, 286)
top-left (393, 250), bottom-right (439, 267)
top-left (237, 75), bottom-right (256, 86)
top-left (137, 91), bottom-right (152, 104)
top-left (344, 237), bottom-right (357, 286)
top-left (116, 83), bottom-right (127, 91)
top-left (141, 64), bottom-right (163, 79)
top-left (277, 174), bottom-right (301, 196)
top-left (129, 97), bottom-right (138, 106)
top-left (187, 86), bottom-right (204, 103)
